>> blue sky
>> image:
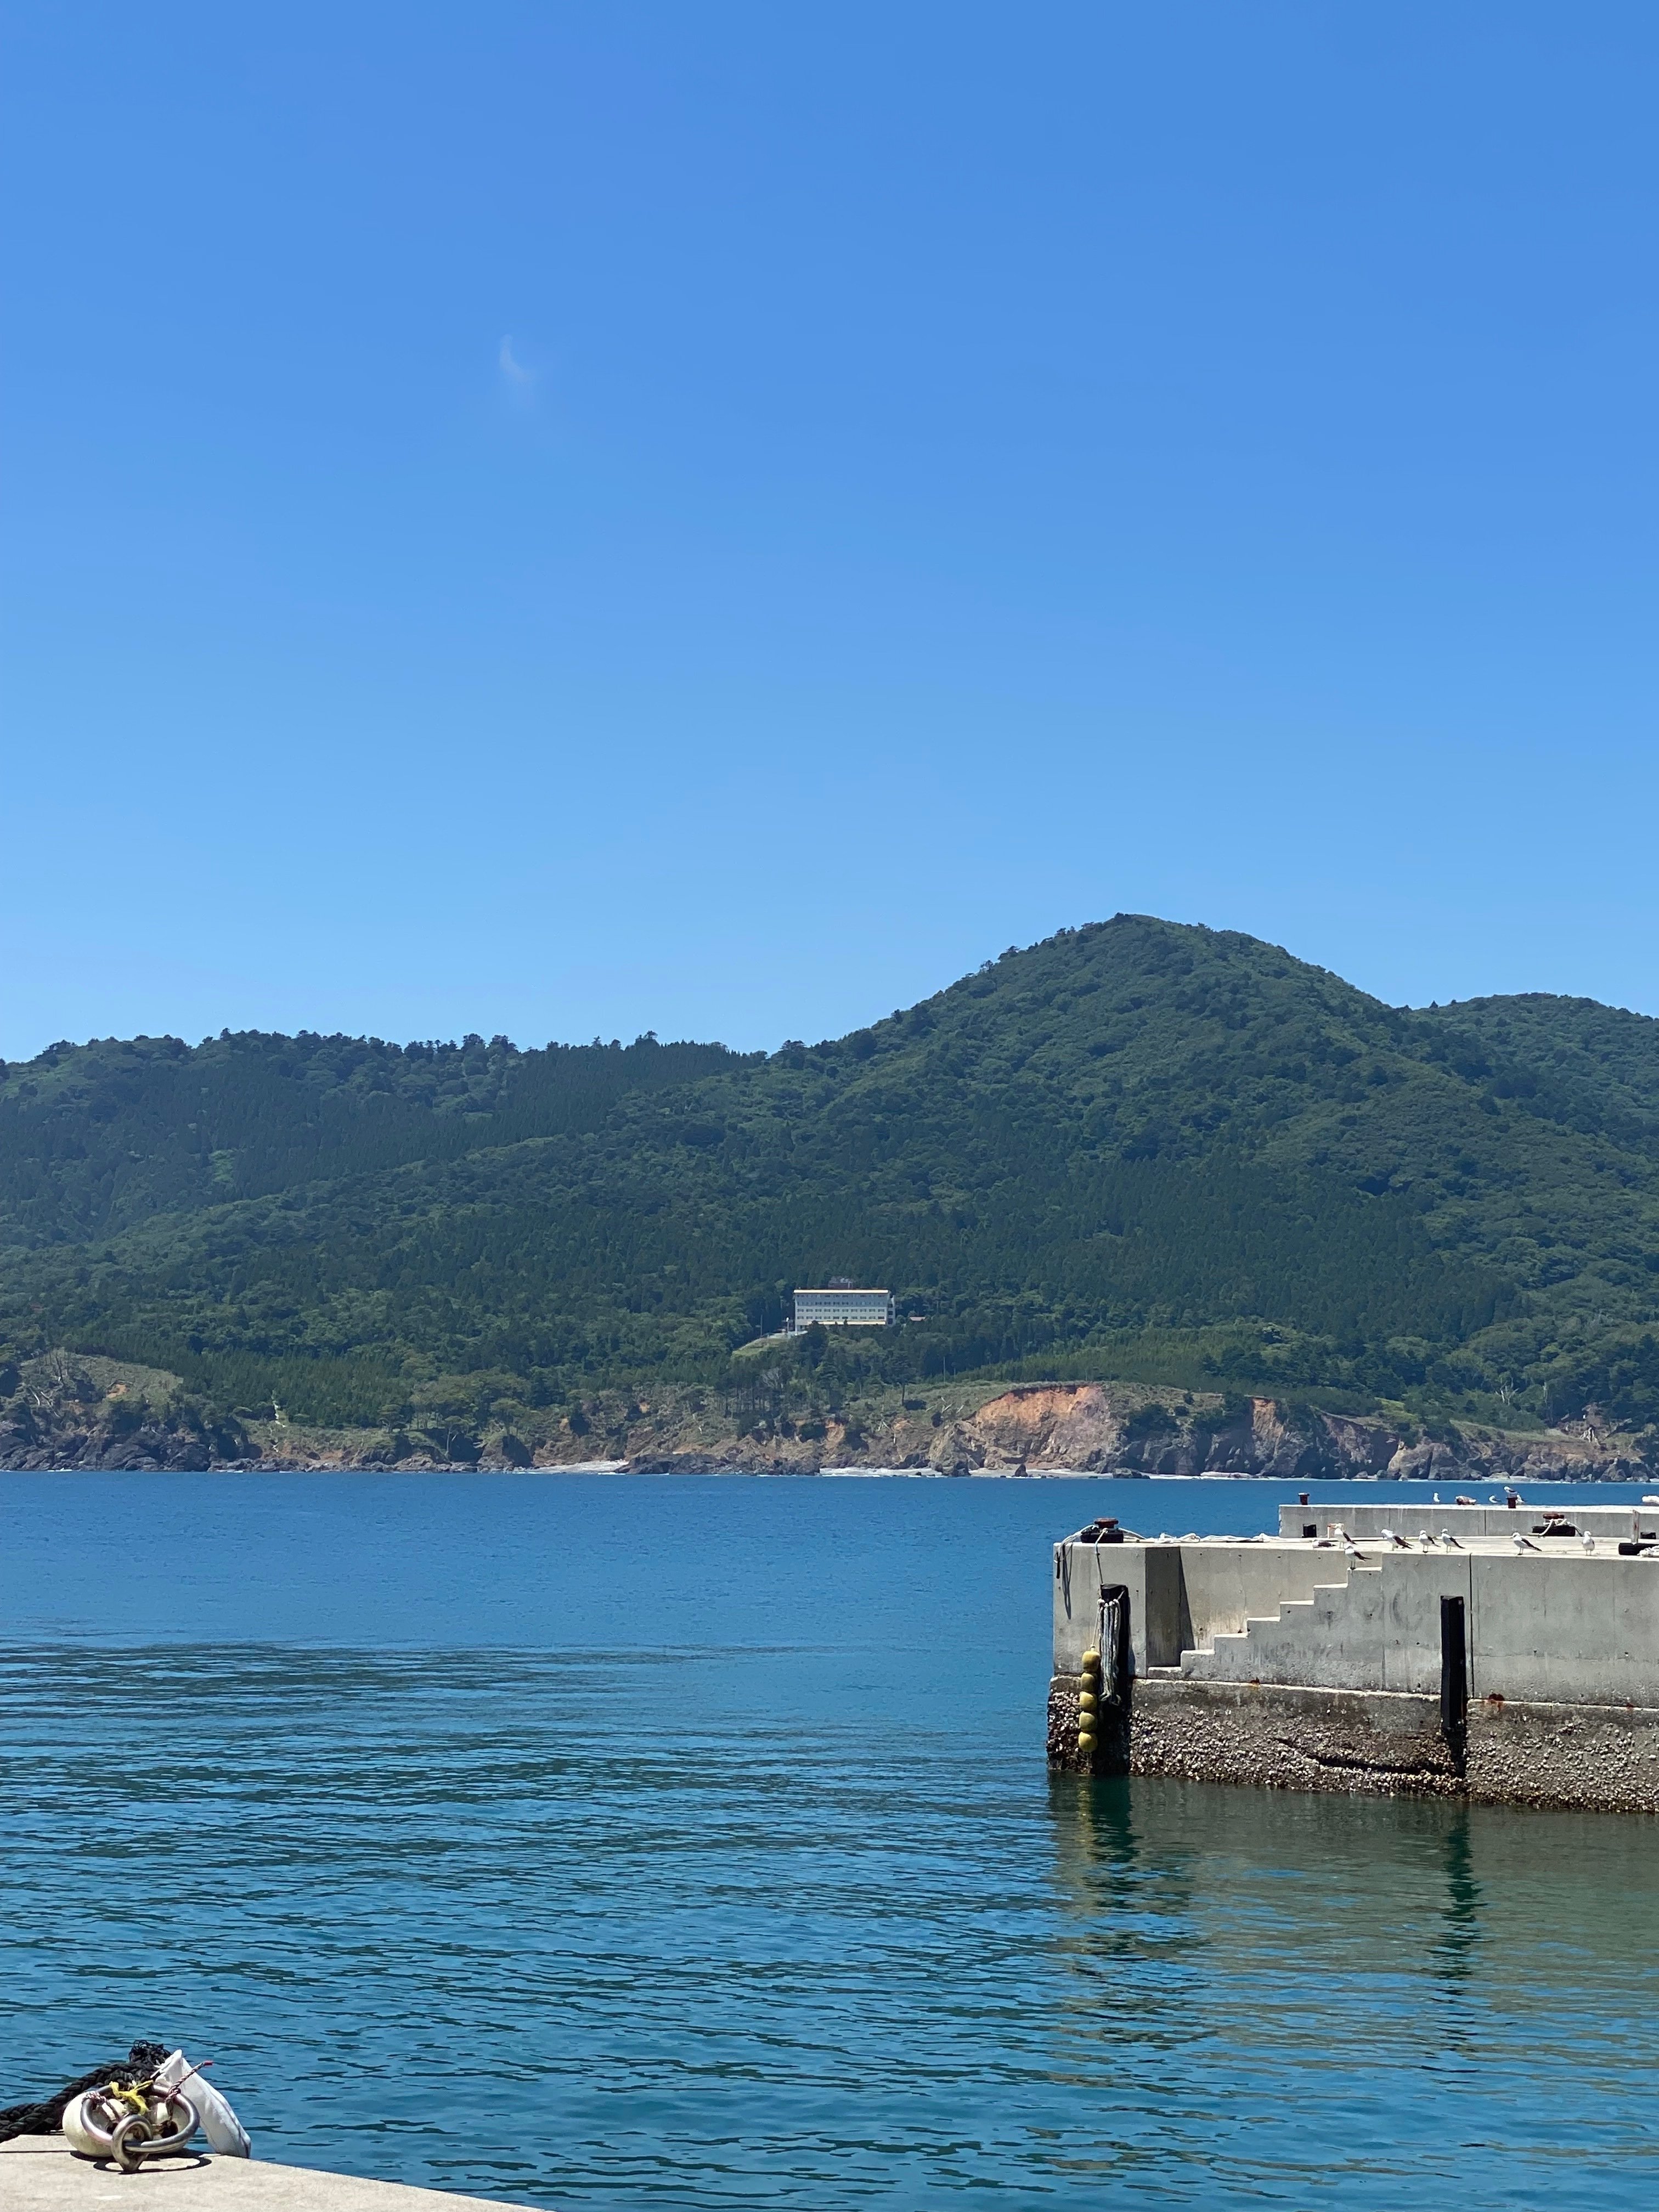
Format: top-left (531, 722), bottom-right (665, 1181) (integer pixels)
top-left (3, 3), bottom-right (1656, 1059)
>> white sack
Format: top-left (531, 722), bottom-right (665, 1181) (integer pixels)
top-left (155, 2049), bottom-right (252, 2157)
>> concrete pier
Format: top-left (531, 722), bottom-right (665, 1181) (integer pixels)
top-left (1274, 1497), bottom-right (1659, 1545)
top-left (0, 2137), bottom-right (515, 2210)
top-left (1051, 1508), bottom-right (1659, 1809)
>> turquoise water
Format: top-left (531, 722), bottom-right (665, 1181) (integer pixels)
top-left (3, 1471), bottom-right (1657, 2208)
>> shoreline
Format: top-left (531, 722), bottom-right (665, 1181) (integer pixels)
top-left (7, 1361), bottom-right (1649, 1486)
top-left (8, 1462), bottom-right (1658, 1495)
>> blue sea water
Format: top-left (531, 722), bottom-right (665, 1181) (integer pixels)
top-left (3, 1470), bottom-right (1657, 2209)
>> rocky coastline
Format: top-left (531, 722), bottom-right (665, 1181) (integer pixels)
top-left (1, 1368), bottom-right (1647, 1483)
top-left (616, 1383), bottom-right (1650, 1485)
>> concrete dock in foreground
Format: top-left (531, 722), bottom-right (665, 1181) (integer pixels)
top-left (1, 2137), bottom-right (514, 2210)
top-left (1050, 1498), bottom-right (1659, 1809)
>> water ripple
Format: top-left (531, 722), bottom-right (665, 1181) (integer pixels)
top-left (1, 1474), bottom-right (1656, 2207)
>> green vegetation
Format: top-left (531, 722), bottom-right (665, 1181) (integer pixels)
top-left (5, 915), bottom-right (1659, 1454)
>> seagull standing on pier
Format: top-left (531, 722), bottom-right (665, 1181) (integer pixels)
top-left (1513, 1532), bottom-right (1541, 1553)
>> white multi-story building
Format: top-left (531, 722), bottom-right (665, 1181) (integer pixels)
top-left (791, 1287), bottom-right (895, 1331)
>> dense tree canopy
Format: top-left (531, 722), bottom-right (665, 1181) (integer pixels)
top-left (5, 915), bottom-right (1659, 1434)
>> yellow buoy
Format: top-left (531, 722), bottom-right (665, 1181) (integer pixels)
top-left (1076, 1729), bottom-right (1096, 1752)
top-left (1078, 1690), bottom-right (1097, 1712)
top-left (1080, 1648), bottom-right (1101, 1669)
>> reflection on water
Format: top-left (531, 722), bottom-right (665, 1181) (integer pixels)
top-left (1047, 1776), bottom-right (1659, 2203)
top-left (1, 1474), bottom-right (1656, 2208)
top-left (1432, 1815), bottom-right (1482, 1994)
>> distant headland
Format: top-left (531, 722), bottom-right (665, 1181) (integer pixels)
top-left (5, 914), bottom-right (1659, 1477)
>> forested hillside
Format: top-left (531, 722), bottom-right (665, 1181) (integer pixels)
top-left (6, 915), bottom-right (1659, 1453)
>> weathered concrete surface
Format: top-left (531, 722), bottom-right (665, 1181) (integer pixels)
top-left (1464, 1695), bottom-right (1659, 1813)
top-left (1056, 1537), bottom-right (1336, 1674)
top-left (1277, 1500), bottom-right (1659, 1544)
top-left (1046, 1671), bottom-right (1130, 1776)
top-left (1046, 1675), bottom-right (1659, 1810)
top-left (0, 2138), bottom-right (512, 2210)
top-left (1052, 1510), bottom-right (1659, 1807)
top-left (1130, 1678), bottom-right (1461, 1797)
top-left (1057, 1530), bottom-right (1659, 1707)
top-left (1180, 1546), bottom-right (1659, 1707)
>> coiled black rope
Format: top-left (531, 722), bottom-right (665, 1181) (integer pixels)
top-left (0, 2041), bottom-right (170, 2144)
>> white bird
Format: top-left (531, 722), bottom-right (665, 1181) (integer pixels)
top-left (1513, 1532), bottom-right (1541, 1553)
top-left (1582, 1534), bottom-right (1596, 1553)
top-left (1440, 1531), bottom-right (1464, 1549)
top-left (1343, 1541), bottom-right (1366, 1561)
top-left (1418, 1531), bottom-right (1435, 1549)
top-left (1380, 1528), bottom-right (1410, 1549)
top-left (1432, 1491), bottom-right (1442, 1504)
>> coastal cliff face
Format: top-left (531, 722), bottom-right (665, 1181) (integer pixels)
top-left (0, 1400), bottom-right (254, 1471)
top-left (0, 1356), bottom-right (1640, 1483)
top-left (815, 1384), bottom-right (1646, 1486)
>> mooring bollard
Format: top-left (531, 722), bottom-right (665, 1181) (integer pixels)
top-left (1440, 1593), bottom-right (1468, 1770)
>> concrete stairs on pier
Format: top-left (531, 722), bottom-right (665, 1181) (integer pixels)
top-left (1181, 1560), bottom-right (1396, 1690)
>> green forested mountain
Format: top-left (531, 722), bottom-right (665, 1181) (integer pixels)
top-left (5, 915), bottom-right (1659, 1442)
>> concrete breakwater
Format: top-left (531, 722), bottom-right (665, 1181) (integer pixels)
top-left (1049, 1499), bottom-right (1659, 1810)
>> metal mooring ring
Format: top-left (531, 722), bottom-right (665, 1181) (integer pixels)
top-left (110, 2095), bottom-right (199, 2170)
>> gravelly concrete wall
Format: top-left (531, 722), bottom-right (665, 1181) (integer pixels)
top-left (1046, 1675), bottom-right (1659, 1812)
top-left (1463, 1695), bottom-right (1659, 1813)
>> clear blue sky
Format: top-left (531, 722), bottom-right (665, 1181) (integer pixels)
top-left (3, 3), bottom-right (1656, 1060)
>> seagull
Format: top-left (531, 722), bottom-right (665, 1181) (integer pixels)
top-left (1582, 1533), bottom-right (1596, 1553)
top-left (1380, 1528), bottom-right (1410, 1549)
top-left (1343, 1540), bottom-right (1367, 1562)
top-left (1432, 1491), bottom-right (1442, 1504)
top-left (1418, 1531), bottom-right (1435, 1549)
top-left (1440, 1531), bottom-right (1465, 1549)
top-left (1513, 1532), bottom-right (1541, 1553)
